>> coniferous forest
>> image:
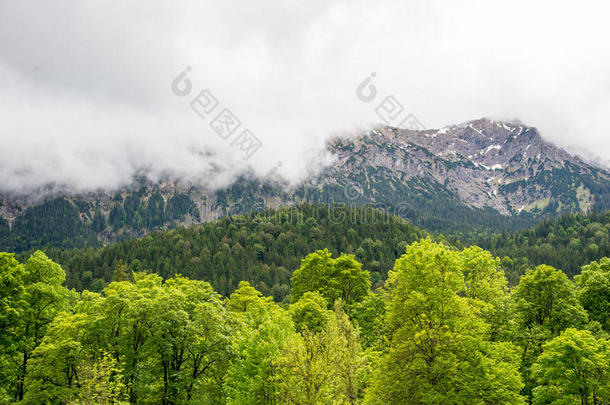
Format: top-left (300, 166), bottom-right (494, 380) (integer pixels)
top-left (1, 205), bottom-right (609, 404)
top-left (33, 205), bottom-right (610, 297)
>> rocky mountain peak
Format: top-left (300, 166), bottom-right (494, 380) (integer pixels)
top-left (385, 118), bottom-right (580, 172)
top-left (327, 118), bottom-right (609, 216)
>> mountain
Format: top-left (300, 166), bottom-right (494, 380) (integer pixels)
top-left (1, 118), bottom-right (608, 252)
top-left (390, 118), bottom-right (608, 214)
top-left (38, 204), bottom-right (428, 298)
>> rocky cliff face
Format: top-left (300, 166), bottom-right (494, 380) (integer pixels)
top-left (325, 118), bottom-right (609, 215)
top-left (1, 118), bottom-right (608, 251)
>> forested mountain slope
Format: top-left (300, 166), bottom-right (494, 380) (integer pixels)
top-left (2, 118), bottom-right (608, 252)
top-left (474, 210), bottom-right (610, 281)
top-left (34, 205), bottom-right (610, 301)
top-left (39, 204), bottom-right (427, 299)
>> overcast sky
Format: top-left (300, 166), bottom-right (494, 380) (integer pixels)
top-left (1, 0), bottom-right (609, 194)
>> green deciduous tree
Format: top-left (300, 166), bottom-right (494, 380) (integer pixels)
top-left (515, 265), bottom-right (588, 337)
top-left (290, 249), bottom-right (334, 304)
top-left (513, 264), bottom-right (589, 398)
top-left (275, 302), bottom-right (365, 404)
top-left (366, 239), bottom-right (524, 404)
top-left (461, 246), bottom-right (515, 342)
top-left (21, 290), bottom-right (117, 404)
top-left (575, 257), bottom-right (610, 331)
top-left (331, 254), bottom-right (372, 307)
top-left (532, 328), bottom-right (610, 405)
top-left (0, 251), bottom-right (73, 402)
top-left (350, 290), bottom-right (386, 349)
top-left (20, 273), bottom-right (233, 404)
top-left (146, 276), bottom-right (233, 404)
top-left (291, 249), bottom-right (370, 307)
top-left (68, 353), bottom-right (127, 405)
top-left (23, 311), bottom-right (121, 404)
top-left (0, 253), bottom-right (26, 401)
top-left (224, 282), bottom-right (296, 405)
top-left (289, 291), bottom-right (332, 334)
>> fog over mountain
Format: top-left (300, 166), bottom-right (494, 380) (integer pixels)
top-left (1, 0), bottom-right (609, 195)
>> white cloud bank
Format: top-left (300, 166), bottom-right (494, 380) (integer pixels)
top-left (0, 0), bottom-right (609, 194)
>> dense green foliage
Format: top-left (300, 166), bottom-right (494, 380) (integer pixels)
top-left (40, 204), bottom-right (427, 301)
top-left (35, 207), bottom-right (610, 305)
top-left (474, 211), bottom-right (610, 281)
top-left (2, 242), bottom-right (609, 404)
top-left (0, 251), bottom-right (74, 402)
top-left (575, 258), bottom-right (610, 332)
top-left (367, 240), bottom-right (524, 404)
top-left (290, 249), bottom-right (370, 306)
top-left (531, 328), bottom-right (610, 404)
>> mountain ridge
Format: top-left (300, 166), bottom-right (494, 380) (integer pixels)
top-left (337, 118), bottom-right (608, 215)
top-left (1, 118), bottom-right (608, 251)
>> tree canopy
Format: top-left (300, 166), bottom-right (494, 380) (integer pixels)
top-left (1, 239), bottom-right (609, 404)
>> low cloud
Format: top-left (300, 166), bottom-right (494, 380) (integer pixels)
top-left (1, 0), bottom-right (609, 195)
